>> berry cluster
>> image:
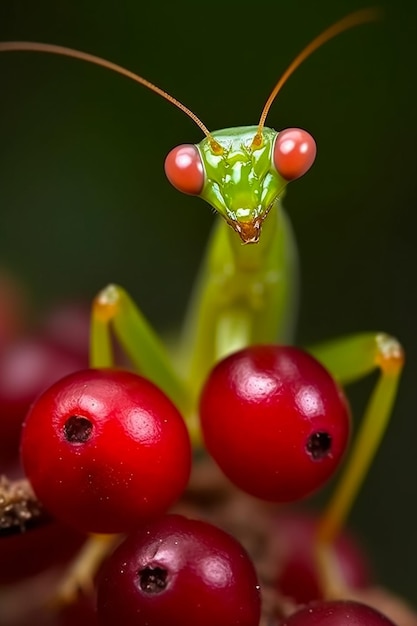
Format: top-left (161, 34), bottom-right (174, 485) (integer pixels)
top-left (19, 343), bottom-right (350, 536)
top-left (0, 282), bottom-right (408, 626)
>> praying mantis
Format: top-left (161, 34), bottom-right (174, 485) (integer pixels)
top-left (0, 7), bottom-right (404, 600)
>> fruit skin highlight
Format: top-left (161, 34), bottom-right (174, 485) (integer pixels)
top-left (97, 513), bottom-right (261, 626)
top-left (199, 345), bottom-right (351, 502)
top-left (20, 368), bottom-right (191, 534)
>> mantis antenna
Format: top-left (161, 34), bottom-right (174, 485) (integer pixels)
top-left (0, 8), bottom-right (381, 153)
top-left (252, 7), bottom-right (383, 147)
top-left (0, 40), bottom-right (215, 143)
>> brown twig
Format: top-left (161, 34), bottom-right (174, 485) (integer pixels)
top-left (0, 475), bottom-right (49, 535)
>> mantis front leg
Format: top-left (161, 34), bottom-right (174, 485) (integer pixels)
top-left (89, 198), bottom-right (298, 414)
top-left (308, 332), bottom-right (404, 597)
top-left (90, 284), bottom-right (190, 414)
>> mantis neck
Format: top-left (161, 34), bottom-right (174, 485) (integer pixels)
top-left (180, 196), bottom-right (299, 405)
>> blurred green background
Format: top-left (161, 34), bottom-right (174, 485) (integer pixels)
top-left (0, 0), bottom-right (416, 605)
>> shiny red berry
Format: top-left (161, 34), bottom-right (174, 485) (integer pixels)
top-left (97, 514), bottom-right (261, 626)
top-left (20, 369), bottom-right (191, 533)
top-left (280, 600), bottom-right (397, 625)
top-left (199, 345), bottom-right (350, 502)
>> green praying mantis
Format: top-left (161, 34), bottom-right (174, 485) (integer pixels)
top-left (0, 7), bottom-right (404, 598)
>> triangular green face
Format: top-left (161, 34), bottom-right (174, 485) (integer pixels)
top-left (197, 126), bottom-right (288, 243)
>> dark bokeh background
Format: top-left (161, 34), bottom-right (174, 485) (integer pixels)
top-left (0, 0), bottom-right (416, 604)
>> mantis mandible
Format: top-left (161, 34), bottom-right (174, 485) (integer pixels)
top-left (0, 7), bottom-right (404, 599)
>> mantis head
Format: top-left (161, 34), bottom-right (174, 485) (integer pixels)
top-left (0, 8), bottom-right (380, 245)
top-left (162, 7), bottom-right (380, 243)
top-left (164, 126), bottom-right (316, 244)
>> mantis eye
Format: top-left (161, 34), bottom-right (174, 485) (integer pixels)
top-left (273, 128), bottom-right (317, 181)
top-left (164, 144), bottom-right (205, 195)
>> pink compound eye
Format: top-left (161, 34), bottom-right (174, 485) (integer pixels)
top-left (164, 144), bottom-right (205, 195)
top-left (273, 128), bottom-right (317, 181)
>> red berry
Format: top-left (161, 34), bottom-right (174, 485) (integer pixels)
top-left (0, 336), bottom-right (87, 470)
top-left (273, 510), bottom-right (371, 603)
top-left (20, 369), bottom-right (191, 533)
top-left (280, 600), bottom-right (397, 625)
top-left (97, 514), bottom-right (261, 626)
top-left (199, 345), bottom-right (350, 501)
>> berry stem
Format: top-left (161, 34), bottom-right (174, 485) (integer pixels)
top-left (0, 476), bottom-right (47, 534)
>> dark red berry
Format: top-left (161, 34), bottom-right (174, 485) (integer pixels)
top-left (0, 337), bottom-right (86, 470)
top-left (20, 369), bottom-right (191, 533)
top-left (41, 300), bottom-right (91, 359)
top-left (273, 510), bottom-right (371, 603)
top-left (199, 345), bottom-right (350, 502)
top-left (280, 600), bottom-right (397, 625)
top-left (97, 514), bottom-right (261, 626)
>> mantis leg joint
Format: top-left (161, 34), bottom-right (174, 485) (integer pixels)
top-left (93, 284), bottom-right (121, 322)
top-left (375, 333), bottom-right (404, 373)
